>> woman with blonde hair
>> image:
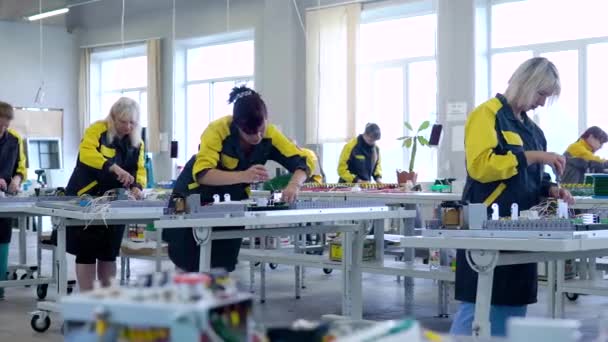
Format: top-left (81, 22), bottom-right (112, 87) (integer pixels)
top-left (62, 97), bottom-right (146, 291)
top-left (451, 57), bottom-right (573, 336)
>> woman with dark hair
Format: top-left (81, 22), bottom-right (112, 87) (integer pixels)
top-left (163, 86), bottom-right (312, 272)
top-left (338, 123), bottom-right (382, 183)
top-left (562, 126), bottom-right (608, 183)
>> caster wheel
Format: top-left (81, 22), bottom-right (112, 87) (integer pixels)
top-left (30, 314), bottom-right (51, 333)
top-left (254, 262), bottom-right (261, 267)
top-left (323, 268), bottom-right (333, 275)
top-left (296, 295), bottom-right (301, 300)
top-left (22, 273), bottom-right (34, 288)
top-left (37, 284), bottom-right (48, 300)
top-left (67, 287), bottom-right (73, 295)
top-left (10, 272), bottom-right (17, 280)
top-left (269, 263), bottom-right (278, 270)
top-left (260, 300), bottom-right (266, 304)
top-left (566, 293), bottom-right (579, 301)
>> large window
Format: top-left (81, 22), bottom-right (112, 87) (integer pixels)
top-left (489, 0), bottom-right (608, 159)
top-left (90, 46), bottom-right (148, 127)
top-left (181, 38), bottom-right (254, 161)
top-left (323, 7), bottom-right (437, 183)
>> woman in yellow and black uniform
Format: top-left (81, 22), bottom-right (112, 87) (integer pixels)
top-left (562, 126), bottom-right (608, 184)
top-left (451, 57), bottom-right (573, 337)
top-left (63, 97), bottom-right (146, 291)
top-left (0, 101), bottom-right (26, 299)
top-left (338, 123), bottom-right (382, 183)
top-left (163, 86), bottom-right (311, 272)
top-left (300, 147), bottom-right (324, 184)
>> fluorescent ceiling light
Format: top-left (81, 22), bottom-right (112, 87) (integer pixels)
top-left (27, 8), bottom-right (69, 21)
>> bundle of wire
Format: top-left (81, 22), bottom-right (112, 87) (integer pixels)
top-left (527, 199), bottom-right (575, 218)
top-left (81, 189), bottom-right (139, 230)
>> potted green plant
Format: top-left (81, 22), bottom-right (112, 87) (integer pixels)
top-left (396, 120), bottom-right (431, 185)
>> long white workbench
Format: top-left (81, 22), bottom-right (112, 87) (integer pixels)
top-left (154, 206), bottom-right (414, 319)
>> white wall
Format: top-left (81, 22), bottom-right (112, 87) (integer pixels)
top-left (0, 20), bottom-right (80, 187)
top-left (75, 0), bottom-right (309, 181)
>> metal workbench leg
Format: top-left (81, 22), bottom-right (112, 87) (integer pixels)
top-left (195, 227), bottom-right (212, 272)
top-left (19, 217), bottom-right (27, 266)
top-left (249, 237), bottom-right (255, 294)
top-left (36, 216), bottom-right (42, 277)
top-left (56, 220), bottom-right (68, 296)
top-left (401, 204), bottom-right (416, 316)
top-left (473, 269), bottom-right (494, 338)
top-left (155, 228), bottom-right (162, 272)
top-left (120, 256), bottom-right (126, 285)
top-left (590, 257), bottom-right (598, 281)
top-left (342, 223), bottom-right (364, 319)
top-left (547, 261), bottom-right (556, 318)
top-left (556, 259), bottom-right (566, 318)
top-left (260, 237), bottom-right (266, 303)
top-left (295, 265), bottom-right (301, 299)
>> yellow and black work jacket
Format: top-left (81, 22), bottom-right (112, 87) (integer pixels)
top-left (172, 116), bottom-right (311, 202)
top-left (562, 139), bottom-right (608, 184)
top-left (0, 128), bottom-right (26, 243)
top-left (338, 135), bottom-right (382, 183)
top-left (456, 94), bottom-right (555, 306)
top-left (66, 121), bottom-right (146, 196)
top-left (300, 148), bottom-right (324, 184)
top-left (0, 128), bottom-right (26, 185)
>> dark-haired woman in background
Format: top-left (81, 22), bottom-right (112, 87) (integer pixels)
top-left (163, 86), bottom-right (312, 272)
top-left (338, 123), bottom-right (382, 183)
top-left (562, 126), bottom-right (608, 184)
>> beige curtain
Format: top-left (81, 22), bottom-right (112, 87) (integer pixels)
top-left (305, 4), bottom-right (360, 144)
top-left (78, 48), bottom-right (91, 135)
top-left (146, 39), bottom-right (162, 153)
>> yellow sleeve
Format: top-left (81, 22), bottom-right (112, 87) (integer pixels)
top-left (566, 140), bottom-right (604, 163)
top-left (79, 121), bottom-right (109, 170)
top-left (135, 142), bottom-right (147, 188)
top-left (192, 119), bottom-right (230, 180)
top-left (8, 129), bottom-right (26, 179)
top-left (266, 125), bottom-right (311, 175)
top-left (465, 104), bottom-right (524, 183)
top-left (338, 138), bottom-right (358, 182)
top-left (374, 148), bottom-right (382, 179)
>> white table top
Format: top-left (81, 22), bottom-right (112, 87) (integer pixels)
top-left (400, 235), bottom-right (608, 252)
top-left (155, 206), bottom-right (415, 229)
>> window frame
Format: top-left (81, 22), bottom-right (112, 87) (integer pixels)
top-left (180, 33), bottom-right (255, 161)
top-left (486, 0), bottom-right (608, 135)
top-left (351, 5), bottom-right (438, 183)
top-left (89, 45), bottom-right (148, 125)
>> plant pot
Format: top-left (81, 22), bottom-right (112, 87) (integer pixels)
top-left (396, 170), bottom-right (417, 185)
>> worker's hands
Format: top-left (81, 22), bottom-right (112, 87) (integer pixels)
top-left (525, 151), bottom-right (566, 175)
top-left (130, 187), bottom-right (144, 200)
top-left (0, 179), bottom-right (7, 192)
top-left (282, 182), bottom-right (300, 203)
top-left (240, 165), bottom-right (270, 183)
top-left (8, 176), bottom-right (21, 194)
top-left (110, 164), bottom-right (135, 188)
top-left (549, 186), bottom-right (575, 205)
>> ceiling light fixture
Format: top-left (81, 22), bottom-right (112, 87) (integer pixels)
top-left (27, 7), bottom-right (69, 21)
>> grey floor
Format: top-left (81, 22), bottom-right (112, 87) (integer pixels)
top-left (1, 231), bottom-right (607, 341)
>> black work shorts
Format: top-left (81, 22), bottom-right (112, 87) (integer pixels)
top-left (52, 225), bottom-right (125, 264)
